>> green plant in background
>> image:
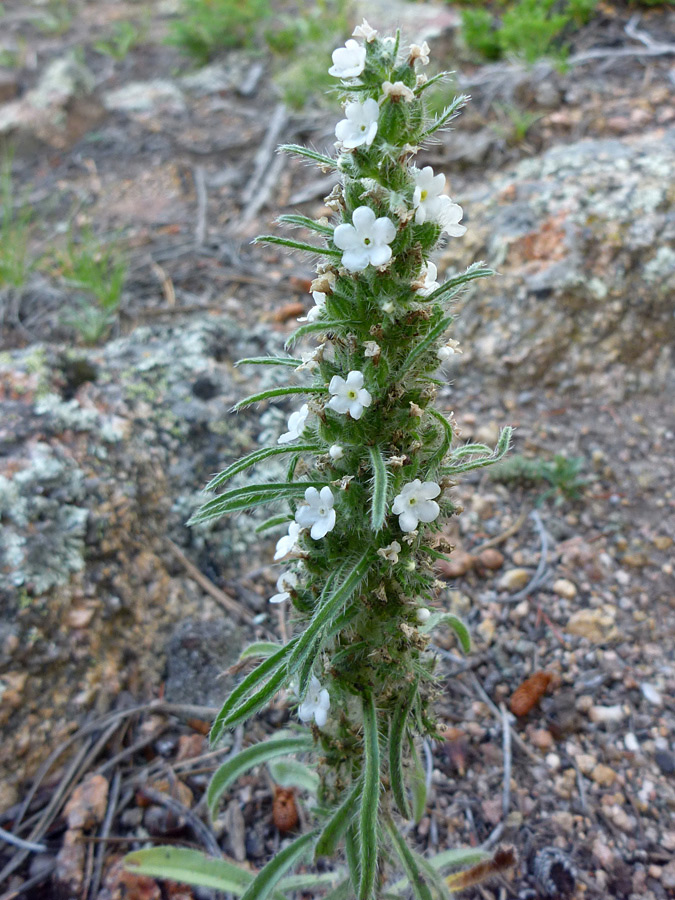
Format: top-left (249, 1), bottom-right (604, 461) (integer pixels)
top-left (125, 22), bottom-right (515, 899)
top-left (491, 101), bottom-right (543, 144)
top-left (459, 0), bottom-right (599, 64)
top-left (37, 0), bottom-right (74, 36)
top-left (57, 226), bottom-right (127, 343)
top-left (166, 0), bottom-right (271, 64)
top-left (93, 20), bottom-right (147, 60)
top-left (490, 452), bottom-right (587, 505)
top-left (0, 156), bottom-right (33, 290)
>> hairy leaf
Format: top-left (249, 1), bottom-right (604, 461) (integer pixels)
top-left (419, 612), bottom-right (471, 653)
top-left (384, 815), bottom-right (434, 900)
top-left (359, 693), bottom-right (380, 900)
top-left (240, 830), bottom-right (318, 900)
top-left (205, 444), bottom-right (320, 491)
top-left (254, 234), bottom-right (341, 257)
top-left (315, 779), bottom-right (362, 858)
top-left (396, 314), bottom-right (453, 380)
top-left (188, 481), bottom-right (324, 525)
top-left (368, 445), bottom-right (389, 532)
top-left (278, 214), bottom-right (334, 236)
top-left (278, 143), bottom-right (337, 169)
top-left (234, 385), bottom-right (325, 411)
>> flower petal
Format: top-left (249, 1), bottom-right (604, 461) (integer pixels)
top-left (352, 205), bottom-right (376, 231)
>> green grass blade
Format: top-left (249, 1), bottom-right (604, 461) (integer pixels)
top-left (278, 214), bottom-right (334, 236)
top-left (396, 315), bottom-right (453, 380)
top-left (210, 640), bottom-right (297, 743)
top-left (359, 693), bottom-right (380, 900)
top-left (254, 234), bottom-right (341, 258)
top-left (239, 830), bottom-right (318, 900)
top-left (123, 847), bottom-right (254, 893)
top-left (388, 690), bottom-right (413, 820)
top-left (384, 815), bottom-right (433, 900)
top-left (278, 144), bottom-right (337, 169)
top-left (205, 444), bottom-right (320, 491)
top-left (288, 550), bottom-right (372, 677)
top-left (367, 445), bottom-right (388, 532)
top-left (207, 735), bottom-right (313, 818)
top-left (234, 385), bottom-right (325, 411)
top-left (315, 779), bottom-right (363, 858)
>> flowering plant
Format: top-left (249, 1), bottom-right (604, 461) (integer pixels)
top-left (125, 21), bottom-right (512, 900)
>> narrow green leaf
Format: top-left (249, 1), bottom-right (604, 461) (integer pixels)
top-left (449, 443), bottom-right (492, 459)
top-left (278, 143), bottom-right (337, 169)
top-left (216, 663), bottom-right (291, 733)
top-left (254, 234), bottom-right (341, 257)
top-left (414, 71), bottom-right (451, 96)
top-left (208, 735), bottom-right (313, 818)
top-left (124, 847), bottom-right (253, 894)
top-left (255, 513), bottom-right (292, 533)
top-left (236, 356), bottom-right (303, 367)
top-left (427, 409), bottom-right (453, 467)
top-left (288, 550), bottom-right (372, 677)
top-left (278, 214), bottom-right (334, 236)
top-left (345, 824), bottom-right (360, 896)
top-left (387, 849), bottom-right (490, 898)
top-left (442, 426), bottom-right (512, 475)
top-left (388, 688), bottom-right (414, 820)
top-left (421, 262), bottom-right (494, 304)
top-left (240, 830), bottom-right (318, 900)
top-left (420, 94), bottom-right (469, 140)
top-left (268, 758), bottom-right (320, 795)
top-left (234, 385), bottom-right (325, 411)
top-left (285, 319), bottom-right (350, 348)
top-left (411, 851), bottom-right (453, 900)
top-left (205, 444), bottom-right (320, 491)
top-left (419, 612), bottom-right (471, 653)
top-left (306, 878), bottom-right (352, 900)
top-left (210, 640), bottom-right (297, 743)
top-left (315, 779), bottom-right (362, 858)
top-left (189, 481), bottom-right (325, 525)
top-left (384, 815), bottom-right (434, 900)
top-left (396, 315), bottom-right (453, 380)
top-left (368, 445), bottom-right (388, 532)
top-left (409, 738), bottom-right (427, 824)
top-left (279, 872), bottom-right (346, 893)
top-left (238, 641), bottom-right (282, 662)
top-left (359, 693), bottom-right (380, 900)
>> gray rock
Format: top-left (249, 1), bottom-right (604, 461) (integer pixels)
top-left (164, 617), bottom-right (242, 708)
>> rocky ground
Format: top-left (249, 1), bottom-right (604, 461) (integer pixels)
top-left (0, 0), bottom-right (674, 898)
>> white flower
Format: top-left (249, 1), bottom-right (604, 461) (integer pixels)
top-left (392, 479), bottom-right (441, 532)
top-left (298, 291), bottom-right (326, 323)
top-left (274, 521), bottom-right (302, 560)
top-left (278, 404), bottom-right (309, 444)
top-left (327, 370), bottom-right (372, 420)
top-left (298, 674), bottom-right (330, 727)
top-left (437, 339), bottom-right (462, 362)
top-left (329, 39), bottom-right (366, 79)
top-left (382, 81), bottom-right (415, 102)
top-left (409, 42), bottom-right (430, 65)
top-left (353, 19), bottom-right (377, 42)
top-left (417, 261), bottom-right (440, 297)
top-left (269, 570), bottom-right (298, 604)
top-left (329, 444), bottom-right (344, 461)
top-left (382, 300), bottom-right (394, 314)
top-left (333, 206), bottom-right (396, 272)
top-left (416, 607), bottom-right (431, 623)
top-left (295, 486), bottom-right (336, 539)
top-left (412, 167), bottom-right (467, 237)
top-left (335, 99), bottom-right (379, 149)
top-left (377, 540), bottom-right (402, 563)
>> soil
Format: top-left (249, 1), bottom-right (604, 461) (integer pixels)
top-left (0, 1), bottom-right (674, 899)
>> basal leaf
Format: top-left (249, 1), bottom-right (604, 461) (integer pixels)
top-left (315, 779), bottom-right (362, 858)
top-left (239, 830), bottom-right (318, 900)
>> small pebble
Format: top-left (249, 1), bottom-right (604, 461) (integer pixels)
top-left (497, 568), bottom-right (531, 591)
top-left (591, 763), bottom-right (617, 787)
top-left (654, 750), bottom-right (675, 775)
top-left (589, 704), bottom-right (625, 725)
top-left (553, 578), bottom-right (577, 600)
top-left (640, 683), bottom-right (662, 706)
top-left (624, 733), bottom-right (640, 752)
top-left (546, 753), bottom-right (561, 771)
top-left (478, 548), bottom-right (504, 570)
top-left (531, 729), bottom-right (555, 751)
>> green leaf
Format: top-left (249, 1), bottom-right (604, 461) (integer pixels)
top-left (396, 315), bottom-right (453, 380)
top-left (123, 847), bottom-right (254, 894)
top-left (240, 830), bottom-right (318, 900)
top-left (268, 758), bottom-right (320, 795)
top-left (238, 641), bottom-right (282, 662)
top-left (389, 687), bottom-right (415, 819)
top-left (278, 214), bottom-right (334, 236)
top-left (236, 356), bottom-right (303, 367)
top-left (427, 409), bottom-right (453, 467)
top-left (278, 143), bottom-right (337, 169)
top-left (215, 663), bottom-right (291, 734)
top-left (255, 513), bottom-right (292, 533)
top-left (421, 262), bottom-right (494, 304)
top-left (280, 872), bottom-right (347, 893)
top-left (285, 319), bottom-right (350, 348)
top-left (414, 71), bottom-right (451, 96)
top-left (410, 852), bottom-right (453, 900)
top-left (207, 735), bottom-right (313, 818)
top-left (409, 738), bottom-right (427, 824)
top-left (205, 444), bottom-right (320, 491)
top-left (367, 445), bottom-right (389, 532)
top-left (387, 848), bottom-right (490, 898)
top-left (442, 426), bottom-right (512, 475)
top-left (315, 779), bottom-right (362, 858)
top-left (288, 550), bottom-right (372, 678)
top-left (359, 693), bottom-right (380, 900)
top-left (345, 824), bottom-right (360, 896)
top-left (384, 815), bottom-right (434, 900)
top-left (211, 640), bottom-right (297, 743)
top-left (254, 234), bottom-right (341, 257)
top-left (419, 613), bottom-right (471, 654)
top-left (188, 481), bottom-right (325, 525)
top-left (234, 384), bottom-right (326, 411)
top-left (420, 94), bottom-right (470, 140)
